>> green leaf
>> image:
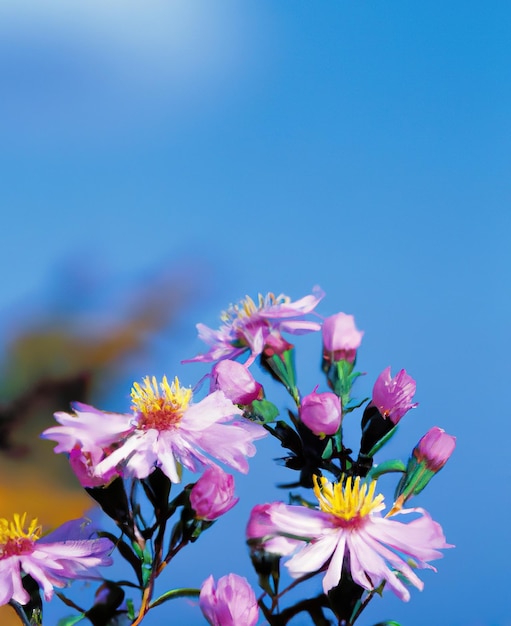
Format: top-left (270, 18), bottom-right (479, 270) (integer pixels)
top-left (261, 348), bottom-right (299, 404)
top-left (149, 587), bottom-right (200, 609)
top-left (247, 398), bottom-right (280, 424)
top-left (367, 424), bottom-right (399, 457)
top-left (366, 459), bottom-right (407, 481)
top-left (56, 616), bottom-right (85, 626)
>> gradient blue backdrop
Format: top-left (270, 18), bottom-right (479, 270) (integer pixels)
top-left (2, 2), bottom-right (510, 625)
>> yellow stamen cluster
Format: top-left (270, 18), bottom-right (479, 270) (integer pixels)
top-left (131, 375), bottom-right (192, 431)
top-left (313, 475), bottom-right (384, 526)
top-left (0, 513), bottom-right (41, 558)
top-left (220, 293), bottom-right (290, 323)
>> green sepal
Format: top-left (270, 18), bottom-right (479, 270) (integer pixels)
top-left (366, 459), bottom-right (407, 481)
top-left (126, 599), bottom-right (136, 620)
top-left (149, 588), bottom-right (200, 609)
top-left (367, 424), bottom-right (399, 458)
top-left (321, 438), bottom-right (334, 460)
top-left (395, 456), bottom-right (436, 501)
top-left (246, 398), bottom-right (280, 424)
top-left (372, 622), bottom-right (402, 626)
top-left (261, 348), bottom-right (299, 404)
top-left (327, 360), bottom-right (364, 411)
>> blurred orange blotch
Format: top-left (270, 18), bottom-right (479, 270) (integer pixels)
top-left (0, 262), bottom-right (198, 621)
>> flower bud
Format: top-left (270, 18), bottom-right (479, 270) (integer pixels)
top-left (246, 503), bottom-right (302, 556)
top-left (300, 388), bottom-right (342, 437)
top-left (414, 426), bottom-right (456, 471)
top-left (199, 574), bottom-right (259, 626)
top-left (322, 312), bottom-right (363, 363)
top-left (210, 359), bottom-right (263, 405)
top-left (69, 447), bottom-right (120, 488)
top-left (372, 366), bottom-right (418, 424)
top-left (190, 465), bottom-right (238, 521)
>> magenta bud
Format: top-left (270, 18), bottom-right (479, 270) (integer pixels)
top-left (199, 573), bottom-right (259, 626)
top-left (372, 366), bottom-right (418, 424)
top-left (300, 388), bottom-right (342, 436)
top-left (414, 426), bottom-right (456, 471)
top-left (211, 359), bottom-right (263, 405)
top-left (190, 465), bottom-right (239, 521)
top-left (322, 312), bottom-right (363, 363)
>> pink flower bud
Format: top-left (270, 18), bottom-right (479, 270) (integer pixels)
top-left (190, 465), bottom-right (239, 521)
top-left (322, 312), bottom-right (363, 363)
top-left (69, 447), bottom-right (121, 488)
top-left (210, 359), bottom-right (263, 405)
top-left (300, 388), bottom-right (342, 436)
top-left (372, 366), bottom-right (418, 424)
top-left (246, 503), bottom-right (302, 555)
top-left (414, 426), bottom-right (456, 471)
top-left (199, 573), bottom-right (259, 626)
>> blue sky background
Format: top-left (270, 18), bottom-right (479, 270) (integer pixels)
top-left (1, 1), bottom-right (510, 625)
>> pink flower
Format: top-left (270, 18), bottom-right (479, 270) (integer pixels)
top-left (300, 388), bottom-right (342, 437)
top-left (190, 465), bottom-right (239, 521)
top-left (372, 366), bottom-right (418, 424)
top-left (322, 312), bottom-right (364, 363)
top-left (0, 514), bottom-right (113, 606)
top-left (414, 427), bottom-right (456, 471)
top-left (42, 402), bottom-right (134, 455)
top-left (210, 360), bottom-right (263, 405)
top-left (94, 376), bottom-right (267, 483)
top-left (184, 287), bottom-right (324, 365)
top-left (247, 475), bottom-right (452, 601)
top-left (41, 402), bottom-right (135, 487)
top-left (199, 573), bottom-right (259, 626)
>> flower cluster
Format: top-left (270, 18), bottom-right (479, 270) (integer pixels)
top-left (4, 286), bottom-right (454, 626)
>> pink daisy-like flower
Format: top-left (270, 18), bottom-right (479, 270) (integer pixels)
top-left (41, 402), bottom-right (134, 487)
top-left (372, 367), bottom-right (418, 424)
top-left (199, 573), bottom-right (259, 626)
top-left (42, 402), bottom-right (134, 454)
top-left (0, 514), bottom-right (113, 606)
top-left (184, 287), bottom-right (325, 365)
top-left (95, 376), bottom-right (267, 483)
top-left (247, 475), bottom-right (452, 601)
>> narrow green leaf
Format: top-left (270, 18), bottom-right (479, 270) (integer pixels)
top-left (367, 459), bottom-right (407, 481)
top-left (56, 616), bottom-right (85, 626)
top-left (367, 425), bottom-right (399, 457)
top-left (149, 588), bottom-right (200, 609)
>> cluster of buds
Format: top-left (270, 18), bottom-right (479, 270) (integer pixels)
top-left (3, 286), bottom-right (455, 626)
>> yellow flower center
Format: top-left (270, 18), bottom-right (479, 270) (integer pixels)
top-left (220, 293), bottom-right (290, 324)
top-left (131, 375), bottom-right (192, 431)
top-left (0, 513), bottom-right (41, 559)
top-left (313, 475), bottom-right (385, 529)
